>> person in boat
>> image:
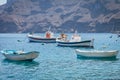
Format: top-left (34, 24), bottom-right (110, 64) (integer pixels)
top-left (46, 31), bottom-right (51, 38)
top-left (60, 33), bottom-right (67, 41)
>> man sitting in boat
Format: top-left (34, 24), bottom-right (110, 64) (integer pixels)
top-left (60, 33), bottom-right (67, 41)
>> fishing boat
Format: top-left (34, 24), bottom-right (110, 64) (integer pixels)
top-left (75, 49), bottom-right (119, 58)
top-left (57, 40), bottom-right (94, 47)
top-left (1, 50), bottom-right (39, 61)
top-left (56, 31), bottom-right (94, 47)
top-left (27, 28), bottom-right (56, 43)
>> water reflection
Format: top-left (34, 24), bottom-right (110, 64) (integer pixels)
top-left (77, 55), bottom-right (118, 61)
top-left (2, 59), bottom-right (39, 67)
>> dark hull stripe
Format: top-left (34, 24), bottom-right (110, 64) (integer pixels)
top-left (28, 37), bottom-right (56, 43)
top-left (57, 40), bottom-right (91, 44)
top-left (57, 44), bottom-right (93, 47)
top-left (29, 40), bottom-right (56, 43)
top-left (28, 37), bottom-right (56, 40)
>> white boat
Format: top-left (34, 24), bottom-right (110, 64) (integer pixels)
top-left (56, 31), bottom-right (94, 47)
top-left (27, 34), bottom-right (56, 43)
top-left (27, 27), bottom-right (56, 43)
top-left (75, 49), bottom-right (119, 58)
top-left (57, 40), bottom-right (94, 47)
top-left (1, 50), bottom-right (39, 61)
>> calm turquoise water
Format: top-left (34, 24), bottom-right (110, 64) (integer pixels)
top-left (0, 33), bottom-right (120, 80)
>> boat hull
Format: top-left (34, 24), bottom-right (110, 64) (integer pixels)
top-left (28, 35), bottom-right (56, 43)
top-left (57, 40), bottom-right (93, 47)
top-left (2, 50), bottom-right (39, 61)
top-left (75, 49), bottom-right (118, 58)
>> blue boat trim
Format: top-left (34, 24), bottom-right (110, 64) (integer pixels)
top-left (2, 51), bottom-right (39, 55)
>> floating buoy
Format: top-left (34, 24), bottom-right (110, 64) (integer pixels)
top-left (109, 35), bottom-right (112, 38)
top-left (41, 43), bottom-right (44, 45)
top-left (17, 40), bottom-right (22, 42)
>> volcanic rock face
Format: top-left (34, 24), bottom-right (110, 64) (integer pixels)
top-left (0, 0), bottom-right (120, 33)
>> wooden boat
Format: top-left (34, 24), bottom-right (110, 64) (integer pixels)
top-left (56, 31), bottom-right (94, 47)
top-left (27, 28), bottom-right (56, 43)
top-left (75, 49), bottom-right (119, 58)
top-left (1, 50), bottom-right (39, 61)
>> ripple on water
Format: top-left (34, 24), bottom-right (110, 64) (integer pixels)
top-left (0, 33), bottom-right (120, 80)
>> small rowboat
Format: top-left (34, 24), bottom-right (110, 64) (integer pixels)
top-left (1, 50), bottom-right (39, 61)
top-left (75, 49), bottom-right (119, 58)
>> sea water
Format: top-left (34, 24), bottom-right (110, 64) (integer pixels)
top-left (0, 33), bottom-right (120, 80)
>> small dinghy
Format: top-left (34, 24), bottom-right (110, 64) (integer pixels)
top-left (75, 49), bottom-right (119, 58)
top-left (1, 50), bottom-right (39, 61)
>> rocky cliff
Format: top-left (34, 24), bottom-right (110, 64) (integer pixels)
top-left (0, 0), bottom-right (120, 33)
